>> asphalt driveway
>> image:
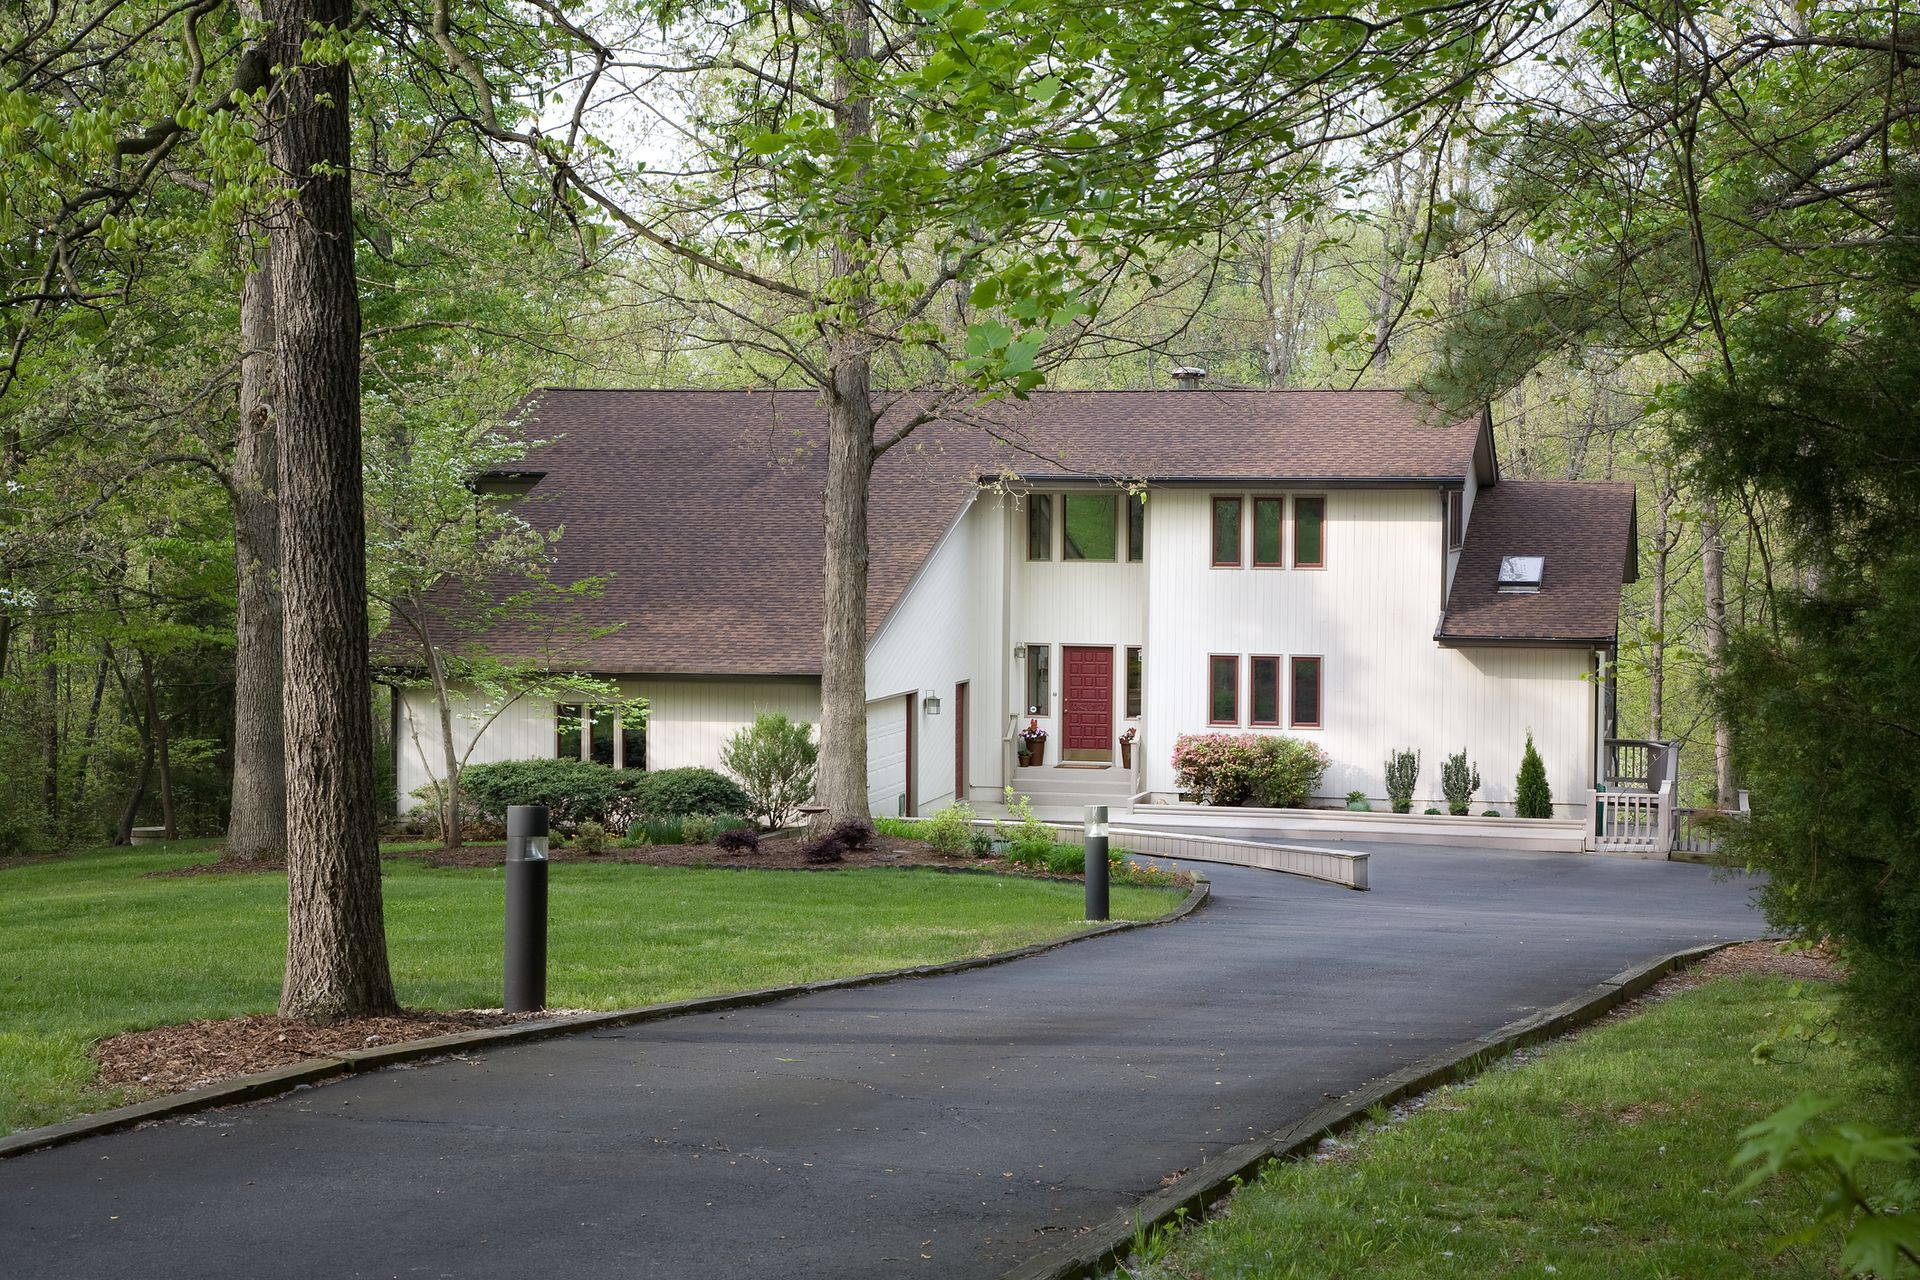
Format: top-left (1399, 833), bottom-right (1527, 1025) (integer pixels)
top-left (0, 845), bottom-right (1763, 1279)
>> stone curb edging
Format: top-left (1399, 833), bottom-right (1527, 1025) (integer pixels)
top-left (999, 938), bottom-right (1745, 1280)
top-left (0, 873), bottom-right (1209, 1162)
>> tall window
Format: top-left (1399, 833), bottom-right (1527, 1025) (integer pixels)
top-left (1208, 655), bottom-right (1239, 725)
top-left (1252, 497), bottom-right (1284, 567)
top-left (1290, 656), bottom-right (1323, 728)
top-left (1211, 497), bottom-right (1242, 567)
top-left (556, 703), bottom-right (584, 759)
top-left (1127, 493), bottom-right (1146, 562)
top-left (1063, 493), bottom-right (1118, 560)
top-left (1446, 489), bottom-right (1464, 551)
top-left (621, 718), bottom-right (646, 771)
top-left (1028, 494), bottom-right (1053, 560)
top-left (1250, 656), bottom-right (1281, 725)
top-left (590, 706), bottom-right (616, 765)
top-left (1125, 646), bottom-right (1143, 718)
top-left (1026, 644), bottom-right (1050, 714)
top-left (1293, 495), bottom-right (1326, 568)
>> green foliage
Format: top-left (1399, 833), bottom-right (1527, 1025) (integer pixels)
top-left (680, 815), bottom-right (715, 846)
top-left (631, 816), bottom-right (686, 846)
top-left (1482, 810), bottom-right (1501, 818)
top-left (456, 758), bottom-right (627, 829)
top-left (916, 802), bottom-right (977, 855)
top-left (1736, 1096), bottom-right (1920, 1277)
top-left (1515, 733), bottom-right (1553, 818)
top-left (1384, 748), bottom-right (1419, 814)
top-left (1424, 807), bottom-right (1443, 815)
top-left (1345, 790), bottom-right (1371, 812)
top-left (626, 767), bottom-right (752, 820)
top-left (719, 712), bottom-right (818, 829)
top-left (1440, 749), bottom-right (1480, 816)
top-left (1172, 733), bottom-right (1330, 808)
top-left (995, 789), bottom-right (1059, 863)
top-left (573, 821), bottom-right (608, 854)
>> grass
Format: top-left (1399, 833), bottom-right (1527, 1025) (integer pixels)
top-left (1132, 974), bottom-right (1909, 1279)
top-left (0, 841), bottom-right (1179, 1136)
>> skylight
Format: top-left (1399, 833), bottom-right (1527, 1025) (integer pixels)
top-left (1498, 555), bottom-right (1545, 593)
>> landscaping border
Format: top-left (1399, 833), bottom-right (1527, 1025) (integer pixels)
top-left (1000, 938), bottom-right (1744, 1280)
top-left (0, 872), bottom-right (1208, 1161)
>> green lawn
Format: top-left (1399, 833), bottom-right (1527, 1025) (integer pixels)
top-left (1135, 975), bottom-right (1907, 1279)
top-left (0, 842), bottom-right (1178, 1136)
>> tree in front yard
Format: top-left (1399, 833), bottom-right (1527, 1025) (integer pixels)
top-left (1514, 734), bottom-right (1552, 818)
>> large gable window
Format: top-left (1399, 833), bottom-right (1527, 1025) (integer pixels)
top-left (1211, 497), bottom-right (1243, 567)
top-left (1063, 493), bottom-right (1118, 560)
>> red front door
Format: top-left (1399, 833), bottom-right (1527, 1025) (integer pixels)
top-left (1061, 645), bottom-right (1114, 760)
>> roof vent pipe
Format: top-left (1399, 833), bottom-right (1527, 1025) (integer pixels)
top-left (1171, 366), bottom-right (1207, 391)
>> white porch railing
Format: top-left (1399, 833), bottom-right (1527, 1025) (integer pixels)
top-left (1589, 779), bottom-right (1674, 854)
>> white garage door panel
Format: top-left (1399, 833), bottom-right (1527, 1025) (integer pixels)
top-left (867, 696), bottom-right (908, 817)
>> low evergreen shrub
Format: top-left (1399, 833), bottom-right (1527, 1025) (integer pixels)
top-left (680, 815), bottom-right (716, 845)
top-left (713, 828), bottom-right (760, 854)
top-left (1384, 748), bottom-right (1420, 814)
top-left (627, 767), bottom-right (752, 819)
top-left (457, 758), bottom-right (628, 829)
top-left (1440, 749), bottom-right (1481, 816)
top-left (1515, 732), bottom-right (1554, 818)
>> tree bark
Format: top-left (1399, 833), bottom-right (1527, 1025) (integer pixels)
top-left (141, 649), bottom-right (177, 839)
top-left (1699, 499), bottom-right (1736, 807)
top-left (227, 228), bottom-right (288, 859)
top-left (268, 0), bottom-right (397, 1020)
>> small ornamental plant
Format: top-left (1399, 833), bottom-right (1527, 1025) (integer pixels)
top-left (1171, 733), bottom-right (1329, 807)
top-left (1440, 749), bottom-right (1482, 816)
top-left (1515, 732), bottom-right (1554, 818)
top-left (713, 828), bottom-right (760, 855)
top-left (1384, 748), bottom-right (1420, 814)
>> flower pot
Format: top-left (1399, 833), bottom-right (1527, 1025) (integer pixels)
top-left (1018, 747), bottom-right (1039, 768)
top-left (1119, 741), bottom-right (1133, 769)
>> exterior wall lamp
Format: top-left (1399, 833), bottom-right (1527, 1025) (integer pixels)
top-left (923, 693), bottom-right (942, 715)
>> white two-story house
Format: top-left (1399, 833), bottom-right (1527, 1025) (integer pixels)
top-left (390, 387), bottom-right (1635, 821)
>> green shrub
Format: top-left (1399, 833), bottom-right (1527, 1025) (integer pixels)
top-left (995, 789), bottom-right (1059, 863)
top-left (1482, 809), bottom-right (1501, 818)
top-left (1384, 748), bottom-right (1420, 814)
top-left (681, 815), bottom-right (716, 845)
top-left (1515, 732), bottom-right (1554, 818)
top-left (1044, 844), bottom-right (1085, 875)
top-left (919, 803), bottom-right (976, 855)
top-left (457, 758), bottom-right (628, 829)
top-left (633, 816), bottom-right (685, 845)
top-left (574, 820), bottom-right (608, 853)
top-left (1172, 733), bottom-right (1329, 807)
top-left (1345, 790), bottom-right (1371, 812)
top-left (720, 712), bottom-right (818, 828)
top-left (627, 767), bottom-right (751, 819)
top-left (1424, 807), bottom-right (1443, 815)
top-left (1440, 749), bottom-right (1481, 816)
top-left (968, 831), bottom-right (993, 857)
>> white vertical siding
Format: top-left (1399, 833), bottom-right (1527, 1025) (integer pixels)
top-left (393, 688), bottom-right (559, 812)
top-left (1140, 487), bottom-right (1593, 816)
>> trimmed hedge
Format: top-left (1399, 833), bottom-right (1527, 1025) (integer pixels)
top-left (457, 758), bottom-right (631, 829)
top-left (626, 767), bottom-right (752, 819)
top-left (1172, 732), bottom-right (1330, 808)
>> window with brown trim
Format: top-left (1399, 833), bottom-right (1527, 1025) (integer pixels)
top-left (1211, 497), bottom-right (1242, 567)
top-left (1250, 656), bottom-right (1281, 725)
top-left (1027, 495), bottom-right (1053, 560)
top-left (1446, 489), bottom-right (1464, 551)
top-left (1293, 495), bottom-right (1325, 568)
top-left (620, 717), bottom-right (646, 771)
top-left (1252, 496), bottom-right (1284, 567)
top-left (1125, 646), bottom-right (1143, 718)
top-left (1208, 655), bottom-right (1239, 725)
top-left (1063, 493), bottom-right (1118, 560)
top-left (1290, 656), bottom-right (1323, 728)
top-left (590, 706), bottom-right (617, 765)
top-left (1127, 493), bottom-right (1146, 562)
top-left (1025, 643), bottom-right (1050, 715)
top-left (556, 703), bottom-right (585, 759)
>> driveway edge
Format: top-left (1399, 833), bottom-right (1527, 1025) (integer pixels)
top-left (1000, 938), bottom-right (1741, 1280)
top-left (0, 872), bottom-right (1208, 1161)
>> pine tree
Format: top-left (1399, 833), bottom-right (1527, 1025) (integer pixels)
top-left (1515, 732), bottom-right (1553, 819)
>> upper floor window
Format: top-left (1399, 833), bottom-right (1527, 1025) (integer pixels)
top-left (1253, 497), bottom-right (1284, 567)
top-left (1293, 495), bottom-right (1326, 568)
top-left (1027, 495), bottom-right (1053, 561)
top-left (1211, 497), bottom-right (1242, 567)
top-left (1127, 493), bottom-right (1146, 562)
top-left (1446, 489), bottom-right (1464, 551)
top-left (1063, 493), bottom-right (1118, 561)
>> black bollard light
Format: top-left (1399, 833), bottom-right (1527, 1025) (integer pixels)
top-left (1084, 804), bottom-right (1109, 921)
top-left (504, 804), bottom-right (550, 1013)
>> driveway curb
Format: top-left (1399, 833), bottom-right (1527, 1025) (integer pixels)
top-left (1000, 938), bottom-right (1742, 1280)
top-left (0, 872), bottom-right (1207, 1161)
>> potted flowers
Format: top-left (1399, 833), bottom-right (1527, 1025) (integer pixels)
top-left (1119, 726), bottom-right (1138, 769)
top-left (1017, 719), bottom-right (1047, 767)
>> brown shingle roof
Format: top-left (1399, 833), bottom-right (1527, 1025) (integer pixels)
top-left (428, 388), bottom-right (1490, 675)
top-left (1436, 480), bottom-right (1638, 647)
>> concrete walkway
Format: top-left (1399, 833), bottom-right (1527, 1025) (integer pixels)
top-left (1, 846), bottom-right (1764, 1279)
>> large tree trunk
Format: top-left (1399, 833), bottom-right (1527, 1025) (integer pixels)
top-left (227, 229), bottom-right (288, 859)
top-left (1699, 499), bottom-right (1736, 807)
top-left (268, 0), bottom-right (397, 1020)
top-left (812, 0), bottom-right (876, 826)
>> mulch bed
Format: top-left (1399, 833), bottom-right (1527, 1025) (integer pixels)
top-left (90, 1009), bottom-right (554, 1095)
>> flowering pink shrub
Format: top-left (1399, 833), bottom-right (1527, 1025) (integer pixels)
top-left (1172, 732), bottom-right (1331, 807)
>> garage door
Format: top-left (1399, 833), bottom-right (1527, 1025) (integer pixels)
top-left (866, 695), bottom-right (909, 817)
